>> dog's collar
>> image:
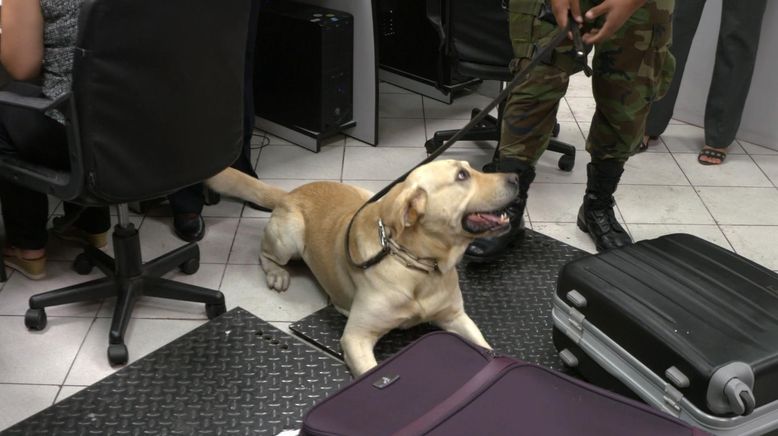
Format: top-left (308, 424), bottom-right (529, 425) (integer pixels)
top-left (346, 218), bottom-right (438, 274)
top-left (386, 235), bottom-right (439, 274)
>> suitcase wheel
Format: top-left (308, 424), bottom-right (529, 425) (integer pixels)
top-left (725, 379), bottom-right (756, 416)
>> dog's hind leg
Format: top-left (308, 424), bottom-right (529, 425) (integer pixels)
top-left (259, 212), bottom-right (303, 293)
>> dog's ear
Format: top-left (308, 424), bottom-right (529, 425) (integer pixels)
top-left (400, 186), bottom-right (428, 228)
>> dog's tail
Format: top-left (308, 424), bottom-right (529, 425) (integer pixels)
top-left (205, 167), bottom-right (286, 210)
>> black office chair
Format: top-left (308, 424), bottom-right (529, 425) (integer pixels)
top-left (0, 0), bottom-right (250, 364)
top-left (424, 0), bottom-right (576, 172)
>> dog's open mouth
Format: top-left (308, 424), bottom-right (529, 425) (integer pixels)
top-left (462, 210), bottom-right (510, 234)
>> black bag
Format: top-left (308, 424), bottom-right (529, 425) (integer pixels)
top-left (552, 234), bottom-right (778, 436)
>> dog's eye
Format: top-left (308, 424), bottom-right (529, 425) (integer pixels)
top-left (456, 169), bottom-right (470, 181)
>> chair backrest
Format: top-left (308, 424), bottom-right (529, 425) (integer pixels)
top-left (72, 0), bottom-right (250, 203)
top-left (431, 0), bottom-right (514, 81)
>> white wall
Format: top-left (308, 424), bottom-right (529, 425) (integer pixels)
top-left (672, 0), bottom-right (778, 149)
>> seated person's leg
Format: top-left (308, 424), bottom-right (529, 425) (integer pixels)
top-left (53, 202), bottom-right (112, 249)
top-left (1, 183), bottom-right (49, 280)
top-left (168, 184), bottom-right (206, 242)
top-left (0, 104), bottom-right (68, 279)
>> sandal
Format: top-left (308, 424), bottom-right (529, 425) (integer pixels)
top-left (698, 147), bottom-right (727, 166)
top-left (3, 247), bottom-right (47, 280)
top-left (637, 135), bottom-right (658, 153)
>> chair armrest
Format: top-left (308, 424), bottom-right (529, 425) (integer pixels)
top-left (0, 82), bottom-right (71, 112)
top-left (0, 154), bottom-right (78, 199)
top-left (0, 82), bottom-right (83, 200)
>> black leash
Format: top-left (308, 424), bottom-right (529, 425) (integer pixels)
top-left (345, 17), bottom-right (584, 270)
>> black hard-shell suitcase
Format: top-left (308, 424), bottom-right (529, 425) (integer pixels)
top-left (552, 234), bottom-right (778, 435)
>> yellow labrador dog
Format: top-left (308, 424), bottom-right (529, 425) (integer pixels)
top-left (206, 160), bottom-right (518, 375)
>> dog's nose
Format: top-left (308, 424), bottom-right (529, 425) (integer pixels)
top-left (506, 173), bottom-right (519, 186)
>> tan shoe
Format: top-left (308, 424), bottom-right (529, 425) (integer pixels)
top-left (3, 248), bottom-right (46, 280)
top-left (53, 225), bottom-right (109, 249)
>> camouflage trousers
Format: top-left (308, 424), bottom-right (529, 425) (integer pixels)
top-left (500, 0), bottom-right (676, 164)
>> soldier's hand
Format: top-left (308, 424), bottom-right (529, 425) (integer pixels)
top-left (582, 0), bottom-right (647, 44)
top-left (550, 0), bottom-right (583, 36)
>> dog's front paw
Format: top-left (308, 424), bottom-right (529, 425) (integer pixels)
top-left (265, 269), bottom-right (290, 292)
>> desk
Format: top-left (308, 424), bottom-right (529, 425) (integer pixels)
top-left (255, 0), bottom-right (379, 151)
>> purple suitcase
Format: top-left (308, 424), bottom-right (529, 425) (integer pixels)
top-left (301, 331), bottom-right (709, 435)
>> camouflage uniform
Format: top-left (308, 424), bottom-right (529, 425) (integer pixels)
top-left (466, 0), bottom-right (675, 258)
top-left (501, 0), bottom-right (676, 164)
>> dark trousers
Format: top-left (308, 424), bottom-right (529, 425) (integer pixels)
top-left (645, 0), bottom-right (767, 148)
top-left (168, 0), bottom-right (262, 214)
top-left (0, 105), bottom-right (110, 250)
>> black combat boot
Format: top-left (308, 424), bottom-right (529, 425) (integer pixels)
top-left (465, 159), bottom-right (536, 262)
top-left (576, 160), bottom-right (632, 252)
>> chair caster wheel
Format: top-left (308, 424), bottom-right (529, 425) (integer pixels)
top-left (25, 308), bottom-right (47, 330)
top-left (425, 139), bottom-right (442, 155)
top-left (552, 122), bottom-right (561, 138)
top-left (180, 252), bottom-right (200, 275)
top-left (73, 253), bottom-right (94, 275)
top-left (108, 343), bottom-right (129, 365)
top-left (558, 155), bottom-right (575, 172)
top-left (206, 303), bottom-right (226, 320)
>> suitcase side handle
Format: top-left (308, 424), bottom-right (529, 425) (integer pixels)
top-left (393, 357), bottom-right (516, 436)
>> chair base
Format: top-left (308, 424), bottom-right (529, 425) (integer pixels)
top-left (24, 222), bottom-right (225, 365)
top-left (424, 109), bottom-right (576, 172)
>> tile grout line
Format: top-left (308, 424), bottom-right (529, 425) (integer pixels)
top-left (747, 153), bottom-right (778, 190)
top-left (57, 315), bottom-right (100, 405)
top-left (421, 94), bottom-right (430, 143)
top-left (0, 381), bottom-right (65, 387)
top-left (338, 135), bottom-right (347, 183)
top-left (666, 150), bottom-right (736, 252)
top-left (223, 214), bottom-right (244, 268)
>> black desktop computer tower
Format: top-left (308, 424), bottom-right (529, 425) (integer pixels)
top-left (254, 2), bottom-right (353, 137)
top-left (378, 0), bottom-right (470, 89)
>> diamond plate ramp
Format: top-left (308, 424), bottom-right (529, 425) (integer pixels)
top-left (290, 230), bottom-right (586, 370)
top-left (5, 307), bottom-right (350, 435)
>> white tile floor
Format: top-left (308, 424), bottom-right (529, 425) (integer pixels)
top-left (2, 79), bottom-right (778, 431)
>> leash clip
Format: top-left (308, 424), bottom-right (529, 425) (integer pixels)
top-left (378, 219), bottom-right (389, 250)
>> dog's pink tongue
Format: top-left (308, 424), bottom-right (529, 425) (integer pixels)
top-left (469, 212), bottom-right (502, 225)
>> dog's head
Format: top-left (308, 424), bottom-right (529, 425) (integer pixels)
top-left (385, 160), bottom-right (519, 245)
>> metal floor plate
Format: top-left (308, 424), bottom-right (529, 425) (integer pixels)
top-left (290, 230), bottom-right (587, 370)
top-left (5, 308), bottom-right (350, 435)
